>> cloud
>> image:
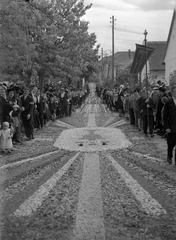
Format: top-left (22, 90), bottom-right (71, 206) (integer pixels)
top-left (84, 0), bottom-right (136, 11)
top-left (122, 0), bottom-right (175, 11)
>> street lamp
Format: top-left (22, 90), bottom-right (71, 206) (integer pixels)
top-left (143, 29), bottom-right (148, 98)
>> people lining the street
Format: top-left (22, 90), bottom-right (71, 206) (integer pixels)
top-left (1, 80), bottom-right (175, 163)
top-left (0, 82), bottom-right (89, 154)
top-left (97, 82), bottom-right (173, 142)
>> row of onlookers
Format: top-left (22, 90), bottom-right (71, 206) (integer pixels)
top-left (0, 83), bottom-right (89, 155)
top-left (97, 82), bottom-right (176, 165)
top-left (98, 83), bottom-right (170, 137)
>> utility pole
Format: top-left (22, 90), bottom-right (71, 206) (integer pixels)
top-left (101, 48), bottom-right (104, 84)
top-left (110, 16), bottom-right (115, 83)
top-left (143, 29), bottom-right (149, 131)
top-left (144, 29), bottom-right (148, 98)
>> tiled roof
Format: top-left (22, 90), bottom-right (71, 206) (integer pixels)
top-left (146, 41), bottom-right (167, 71)
top-left (102, 51), bottom-right (135, 69)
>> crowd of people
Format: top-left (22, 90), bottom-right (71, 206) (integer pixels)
top-left (0, 82), bottom-right (89, 155)
top-left (1, 79), bottom-right (176, 164)
top-left (96, 81), bottom-right (176, 165)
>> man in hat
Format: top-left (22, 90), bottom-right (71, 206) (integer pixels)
top-left (36, 89), bottom-right (45, 129)
top-left (150, 85), bottom-right (160, 128)
top-left (21, 87), bottom-right (34, 140)
top-left (59, 88), bottom-right (68, 117)
top-left (7, 87), bottom-right (16, 106)
top-left (155, 86), bottom-right (169, 135)
top-left (163, 84), bottom-right (176, 164)
top-left (0, 85), bottom-right (13, 127)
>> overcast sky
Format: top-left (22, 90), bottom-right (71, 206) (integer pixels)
top-left (83, 0), bottom-right (176, 55)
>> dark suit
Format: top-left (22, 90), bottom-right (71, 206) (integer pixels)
top-left (141, 97), bottom-right (154, 135)
top-left (156, 92), bottom-right (168, 129)
top-left (0, 96), bottom-right (13, 126)
top-left (163, 98), bottom-right (176, 160)
top-left (21, 95), bottom-right (34, 138)
top-left (59, 92), bottom-right (68, 117)
top-left (36, 95), bottom-right (45, 128)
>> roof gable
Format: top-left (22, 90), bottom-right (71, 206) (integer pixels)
top-left (146, 41), bottom-right (167, 71)
top-left (102, 51), bottom-right (135, 69)
top-left (163, 9), bottom-right (176, 62)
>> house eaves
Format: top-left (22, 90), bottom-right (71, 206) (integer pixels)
top-left (130, 44), bottom-right (155, 74)
top-left (163, 8), bottom-right (176, 63)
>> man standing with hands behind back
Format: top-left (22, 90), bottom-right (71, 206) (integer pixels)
top-left (163, 84), bottom-right (176, 164)
top-left (21, 87), bottom-right (34, 140)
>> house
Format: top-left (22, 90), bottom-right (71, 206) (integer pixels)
top-left (99, 50), bottom-right (134, 85)
top-left (141, 41), bottom-right (167, 86)
top-left (163, 8), bottom-right (176, 86)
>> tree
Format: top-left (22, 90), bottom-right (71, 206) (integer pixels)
top-left (0, 0), bottom-right (100, 90)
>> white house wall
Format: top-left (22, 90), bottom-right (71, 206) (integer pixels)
top-left (165, 16), bottom-right (176, 85)
top-left (141, 62), bottom-right (165, 86)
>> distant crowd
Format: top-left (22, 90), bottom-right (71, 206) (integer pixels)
top-left (96, 81), bottom-right (176, 165)
top-left (0, 83), bottom-right (89, 154)
top-left (96, 81), bottom-right (172, 138)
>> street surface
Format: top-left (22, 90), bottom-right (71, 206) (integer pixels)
top-left (1, 83), bottom-right (176, 240)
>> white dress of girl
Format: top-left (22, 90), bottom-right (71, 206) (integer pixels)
top-left (0, 129), bottom-right (13, 150)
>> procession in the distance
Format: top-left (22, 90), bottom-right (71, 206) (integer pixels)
top-left (0, 0), bottom-right (176, 240)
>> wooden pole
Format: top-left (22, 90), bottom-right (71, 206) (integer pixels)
top-left (111, 16), bottom-right (115, 84)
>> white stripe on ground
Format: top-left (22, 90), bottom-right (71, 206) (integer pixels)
top-left (108, 119), bottom-right (127, 127)
top-left (106, 153), bottom-right (167, 216)
top-left (54, 120), bottom-right (75, 128)
top-left (102, 117), bottom-right (116, 127)
top-left (0, 150), bottom-right (61, 170)
top-left (13, 152), bottom-right (80, 217)
top-left (73, 153), bottom-right (105, 240)
top-left (108, 119), bottom-right (125, 126)
top-left (54, 122), bottom-right (72, 128)
top-left (129, 151), bottom-right (163, 163)
top-left (109, 122), bottom-right (127, 128)
top-left (103, 118), bottom-right (124, 127)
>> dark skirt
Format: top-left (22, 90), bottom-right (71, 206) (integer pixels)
top-left (33, 110), bottom-right (40, 129)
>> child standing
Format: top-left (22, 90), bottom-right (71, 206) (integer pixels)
top-left (49, 96), bottom-right (56, 121)
top-left (9, 104), bottom-right (21, 143)
top-left (0, 121), bottom-right (13, 154)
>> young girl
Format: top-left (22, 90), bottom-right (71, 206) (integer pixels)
top-left (49, 96), bottom-right (56, 121)
top-left (0, 121), bottom-right (13, 154)
top-left (9, 104), bottom-right (21, 143)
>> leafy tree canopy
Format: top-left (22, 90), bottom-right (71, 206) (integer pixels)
top-left (0, 0), bottom-right (100, 90)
